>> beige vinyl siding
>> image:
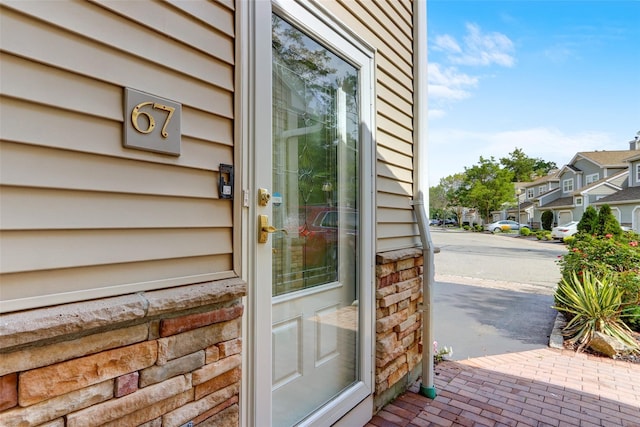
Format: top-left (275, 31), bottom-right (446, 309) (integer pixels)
top-left (323, 0), bottom-right (417, 252)
top-left (0, 1), bottom-right (236, 312)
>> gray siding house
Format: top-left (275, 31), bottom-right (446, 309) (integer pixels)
top-left (528, 138), bottom-right (640, 231)
top-left (594, 149), bottom-right (640, 232)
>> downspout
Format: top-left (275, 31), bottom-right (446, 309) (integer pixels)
top-left (411, 0), bottom-right (437, 399)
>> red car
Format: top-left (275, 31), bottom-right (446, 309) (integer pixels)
top-left (299, 208), bottom-right (358, 267)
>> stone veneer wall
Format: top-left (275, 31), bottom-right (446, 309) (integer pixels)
top-left (374, 248), bottom-right (424, 411)
top-left (0, 278), bottom-right (246, 427)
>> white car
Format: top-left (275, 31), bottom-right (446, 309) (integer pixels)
top-left (551, 221), bottom-right (579, 240)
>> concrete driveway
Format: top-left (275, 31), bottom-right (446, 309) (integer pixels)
top-left (429, 229), bottom-right (567, 360)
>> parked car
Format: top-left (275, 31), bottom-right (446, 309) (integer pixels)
top-left (551, 221), bottom-right (579, 240)
top-left (299, 208), bottom-right (358, 267)
top-left (430, 218), bottom-right (457, 227)
top-left (484, 220), bottom-right (530, 233)
top-left (444, 218), bottom-right (458, 227)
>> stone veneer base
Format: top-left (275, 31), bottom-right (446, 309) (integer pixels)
top-left (0, 278), bottom-right (246, 427)
top-left (374, 247), bottom-right (424, 412)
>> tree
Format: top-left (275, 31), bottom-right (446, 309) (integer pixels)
top-left (429, 183), bottom-right (448, 219)
top-left (500, 148), bottom-right (537, 182)
top-left (541, 210), bottom-right (554, 231)
top-left (595, 205), bottom-right (622, 237)
top-left (462, 156), bottom-right (515, 222)
top-left (500, 148), bottom-right (557, 182)
top-left (578, 206), bottom-right (598, 234)
top-left (441, 173), bottom-right (466, 225)
top-left (533, 159), bottom-right (558, 176)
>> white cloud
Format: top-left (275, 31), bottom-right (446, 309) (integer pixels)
top-left (429, 63), bottom-right (478, 87)
top-left (427, 24), bottom-right (514, 117)
top-left (428, 63), bottom-right (478, 102)
top-left (458, 23), bottom-right (515, 67)
top-left (428, 84), bottom-right (472, 100)
top-left (432, 34), bottom-right (462, 54)
top-left (432, 23), bottom-right (515, 68)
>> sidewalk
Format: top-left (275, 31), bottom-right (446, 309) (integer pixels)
top-left (366, 348), bottom-right (640, 427)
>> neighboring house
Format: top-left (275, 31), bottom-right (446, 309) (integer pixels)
top-left (0, 2), bottom-right (428, 426)
top-left (593, 149), bottom-right (640, 232)
top-left (531, 143), bottom-right (640, 227)
top-left (488, 174), bottom-right (560, 227)
top-left (525, 170), bottom-right (560, 228)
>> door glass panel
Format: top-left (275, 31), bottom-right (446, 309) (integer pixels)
top-left (271, 13), bottom-right (360, 426)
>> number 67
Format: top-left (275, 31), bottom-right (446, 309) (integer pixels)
top-left (131, 101), bottom-right (176, 138)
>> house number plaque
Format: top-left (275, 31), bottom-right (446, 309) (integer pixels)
top-left (124, 88), bottom-right (181, 156)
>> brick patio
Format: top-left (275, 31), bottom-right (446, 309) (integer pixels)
top-left (366, 348), bottom-right (640, 427)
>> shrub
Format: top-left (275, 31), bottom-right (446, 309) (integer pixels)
top-left (553, 270), bottom-right (639, 353)
top-left (626, 304), bottom-right (640, 332)
top-left (558, 233), bottom-right (640, 280)
top-left (463, 225), bottom-right (471, 231)
top-left (563, 235), bottom-right (576, 245)
top-left (578, 206), bottom-right (598, 234)
top-left (474, 224), bottom-right (483, 232)
top-left (536, 230), bottom-right (551, 240)
top-left (595, 204), bottom-right (622, 237)
top-left (557, 232), bottom-right (640, 331)
top-left (541, 210), bottom-right (554, 231)
top-left (520, 227), bottom-right (531, 236)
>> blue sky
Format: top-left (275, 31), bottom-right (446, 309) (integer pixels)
top-left (427, 0), bottom-right (640, 185)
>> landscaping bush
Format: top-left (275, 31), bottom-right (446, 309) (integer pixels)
top-left (553, 270), bottom-right (639, 352)
top-left (520, 227), bottom-right (531, 236)
top-left (541, 210), bottom-right (553, 231)
top-left (595, 204), bottom-right (622, 237)
top-left (578, 205), bottom-right (598, 234)
top-left (558, 233), bottom-right (640, 280)
top-left (536, 230), bottom-right (551, 240)
top-left (557, 231), bottom-right (640, 333)
top-left (474, 224), bottom-right (483, 232)
top-left (626, 304), bottom-right (640, 332)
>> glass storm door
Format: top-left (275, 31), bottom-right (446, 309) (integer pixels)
top-left (252, 5), bottom-right (372, 425)
top-left (270, 13), bottom-right (359, 426)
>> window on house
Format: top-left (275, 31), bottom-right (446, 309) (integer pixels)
top-left (539, 185), bottom-right (546, 194)
top-left (563, 178), bottom-right (574, 193)
top-left (575, 197), bottom-right (583, 206)
top-left (585, 173), bottom-right (599, 185)
top-left (527, 188), bottom-right (534, 198)
top-left (636, 164), bottom-right (640, 183)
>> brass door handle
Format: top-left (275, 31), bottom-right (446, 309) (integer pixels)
top-left (258, 215), bottom-right (288, 243)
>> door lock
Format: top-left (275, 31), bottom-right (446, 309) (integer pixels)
top-left (258, 188), bottom-right (271, 206)
top-left (258, 215), bottom-right (288, 243)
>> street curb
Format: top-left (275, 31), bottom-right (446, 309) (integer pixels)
top-left (549, 311), bottom-right (566, 349)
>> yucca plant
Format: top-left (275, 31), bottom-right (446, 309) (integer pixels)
top-left (553, 270), bottom-right (639, 353)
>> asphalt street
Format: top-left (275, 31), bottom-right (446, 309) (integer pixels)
top-left (427, 228), bottom-right (567, 361)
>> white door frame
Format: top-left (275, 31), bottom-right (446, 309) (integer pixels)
top-left (240, 1), bottom-right (375, 426)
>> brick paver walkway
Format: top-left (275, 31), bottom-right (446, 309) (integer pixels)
top-left (366, 348), bottom-right (640, 427)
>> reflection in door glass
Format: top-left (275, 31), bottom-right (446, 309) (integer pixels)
top-left (271, 14), bottom-right (359, 297)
